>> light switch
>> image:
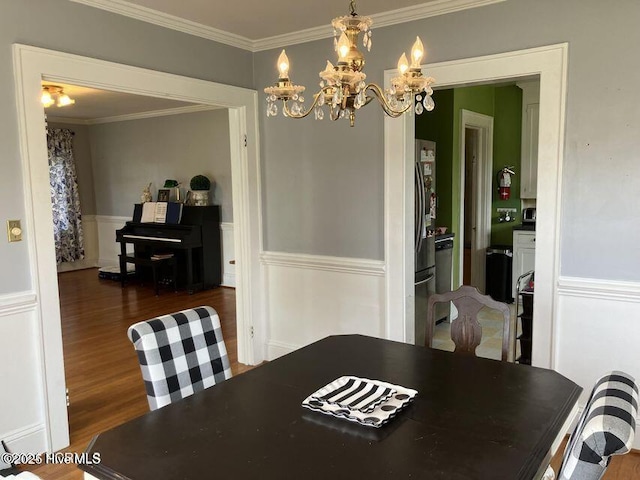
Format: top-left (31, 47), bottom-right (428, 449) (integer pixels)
top-left (7, 220), bottom-right (22, 242)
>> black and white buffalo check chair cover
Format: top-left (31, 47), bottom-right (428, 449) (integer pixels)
top-left (128, 306), bottom-right (232, 411)
top-left (544, 371), bottom-right (637, 480)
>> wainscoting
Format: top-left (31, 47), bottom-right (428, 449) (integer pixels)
top-left (0, 292), bottom-right (47, 454)
top-left (261, 251), bottom-right (385, 360)
top-left (56, 214), bottom-right (99, 273)
top-left (556, 276), bottom-right (640, 449)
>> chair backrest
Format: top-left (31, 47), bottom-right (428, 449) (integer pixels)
top-left (127, 305), bottom-right (232, 411)
top-left (426, 285), bottom-right (511, 361)
top-left (558, 371), bottom-right (637, 480)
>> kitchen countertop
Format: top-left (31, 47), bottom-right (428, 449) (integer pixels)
top-left (513, 223), bottom-right (535, 231)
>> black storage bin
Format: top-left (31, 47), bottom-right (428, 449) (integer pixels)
top-left (485, 246), bottom-right (513, 303)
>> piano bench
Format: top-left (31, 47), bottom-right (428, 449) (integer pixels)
top-left (120, 255), bottom-right (177, 296)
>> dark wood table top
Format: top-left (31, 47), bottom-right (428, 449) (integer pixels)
top-left (81, 335), bottom-right (581, 480)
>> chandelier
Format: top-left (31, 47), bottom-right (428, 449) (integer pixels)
top-left (41, 85), bottom-right (75, 108)
top-left (264, 1), bottom-right (435, 127)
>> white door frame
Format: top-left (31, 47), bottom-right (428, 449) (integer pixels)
top-left (384, 43), bottom-right (568, 371)
top-left (12, 44), bottom-right (265, 452)
top-left (459, 110), bottom-right (494, 292)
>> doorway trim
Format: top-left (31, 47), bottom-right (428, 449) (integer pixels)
top-left (384, 43), bottom-right (567, 369)
top-left (12, 44), bottom-right (264, 451)
top-left (459, 110), bottom-right (494, 292)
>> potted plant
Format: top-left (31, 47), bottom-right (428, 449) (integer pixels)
top-left (189, 175), bottom-right (211, 206)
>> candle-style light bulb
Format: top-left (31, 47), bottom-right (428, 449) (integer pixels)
top-left (41, 89), bottom-right (53, 107)
top-left (277, 50), bottom-right (290, 78)
top-left (410, 36), bottom-right (425, 67)
top-left (337, 33), bottom-right (350, 61)
top-left (397, 53), bottom-right (409, 75)
top-left (57, 94), bottom-right (75, 107)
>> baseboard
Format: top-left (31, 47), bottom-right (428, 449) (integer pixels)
top-left (266, 340), bottom-right (300, 361)
top-left (222, 273), bottom-right (236, 288)
top-left (1, 423), bottom-right (47, 454)
top-left (57, 258), bottom-right (99, 273)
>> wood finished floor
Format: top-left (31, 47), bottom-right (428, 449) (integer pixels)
top-left (24, 268), bottom-right (250, 480)
top-left (22, 268), bottom-right (640, 479)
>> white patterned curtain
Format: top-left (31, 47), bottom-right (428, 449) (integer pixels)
top-left (47, 128), bottom-right (84, 264)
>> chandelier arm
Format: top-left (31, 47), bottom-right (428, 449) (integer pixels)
top-left (280, 85), bottom-right (337, 119)
top-left (365, 83), bottom-right (411, 117)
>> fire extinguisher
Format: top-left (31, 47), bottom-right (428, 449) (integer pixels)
top-left (497, 166), bottom-right (515, 200)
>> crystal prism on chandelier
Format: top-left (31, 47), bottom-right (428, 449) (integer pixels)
top-left (264, 0), bottom-right (435, 127)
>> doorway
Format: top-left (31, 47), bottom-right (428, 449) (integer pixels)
top-left (14, 44), bottom-right (264, 452)
top-left (383, 43), bottom-right (568, 370)
top-left (459, 110), bottom-right (493, 293)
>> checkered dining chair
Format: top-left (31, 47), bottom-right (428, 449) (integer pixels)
top-left (128, 306), bottom-right (232, 411)
top-left (544, 371), bottom-right (638, 480)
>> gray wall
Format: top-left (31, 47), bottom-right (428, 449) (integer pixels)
top-left (47, 122), bottom-right (97, 216)
top-left (255, 0), bottom-right (640, 281)
top-left (88, 110), bottom-right (232, 221)
top-left (0, 0), bottom-right (251, 294)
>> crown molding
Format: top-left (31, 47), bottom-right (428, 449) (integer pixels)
top-left (70, 0), bottom-right (505, 53)
top-left (46, 116), bottom-right (89, 125)
top-left (48, 104), bottom-right (219, 126)
top-left (252, 0), bottom-right (507, 51)
top-left (69, 0), bottom-right (254, 51)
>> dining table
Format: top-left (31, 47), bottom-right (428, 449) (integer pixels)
top-left (81, 334), bottom-right (582, 480)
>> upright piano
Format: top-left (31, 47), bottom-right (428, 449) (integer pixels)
top-left (116, 205), bottom-right (222, 293)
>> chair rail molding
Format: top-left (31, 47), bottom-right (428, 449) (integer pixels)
top-left (261, 251), bottom-right (385, 276)
top-left (557, 276), bottom-right (640, 302)
top-left (0, 291), bottom-right (37, 317)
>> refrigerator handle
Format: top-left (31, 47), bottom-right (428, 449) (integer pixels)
top-left (416, 161), bottom-right (426, 253)
top-left (415, 162), bottom-right (424, 253)
top-left (415, 273), bottom-right (435, 286)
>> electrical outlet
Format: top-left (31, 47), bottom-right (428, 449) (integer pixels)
top-left (7, 220), bottom-right (22, 242)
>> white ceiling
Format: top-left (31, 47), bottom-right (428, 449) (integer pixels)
top-left (121, 0), bottom-right (442, 40)
top-left (43, 82), bottom-right (201, 122)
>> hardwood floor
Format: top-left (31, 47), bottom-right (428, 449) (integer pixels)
top-left (21, 268), bottom-right (640, 479)
top-left (24, 268), bottom-right (250, 480)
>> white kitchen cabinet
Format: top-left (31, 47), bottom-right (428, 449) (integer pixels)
top-left (512, 230), bottom-right (536, 298)
top-left (517, 81), bottom-right (540, 199)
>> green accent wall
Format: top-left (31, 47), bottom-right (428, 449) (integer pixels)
top-left (491, 86), bottom-right (523, 245)
top-left (415, 84), bottom-right (522, 287)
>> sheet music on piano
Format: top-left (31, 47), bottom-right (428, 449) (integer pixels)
top-left (154, 202), bottom-right (168, 223)
top-left (136, 202), bottom-right (182, 224)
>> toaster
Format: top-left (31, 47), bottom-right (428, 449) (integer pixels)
top-left (522, 208), bottom-right (536, 224)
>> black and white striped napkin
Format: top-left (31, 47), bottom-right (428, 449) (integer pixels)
top-left (312, 377), bottom-right (396, 413)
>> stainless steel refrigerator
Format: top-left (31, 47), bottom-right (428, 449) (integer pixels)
top-left (415, 140), bottom-right (436, 346)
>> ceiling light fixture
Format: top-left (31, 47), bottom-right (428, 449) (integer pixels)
top-left (264, 0), bottom-right (435, 127)
top-left (41, 85), bottom-right (75, 108)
